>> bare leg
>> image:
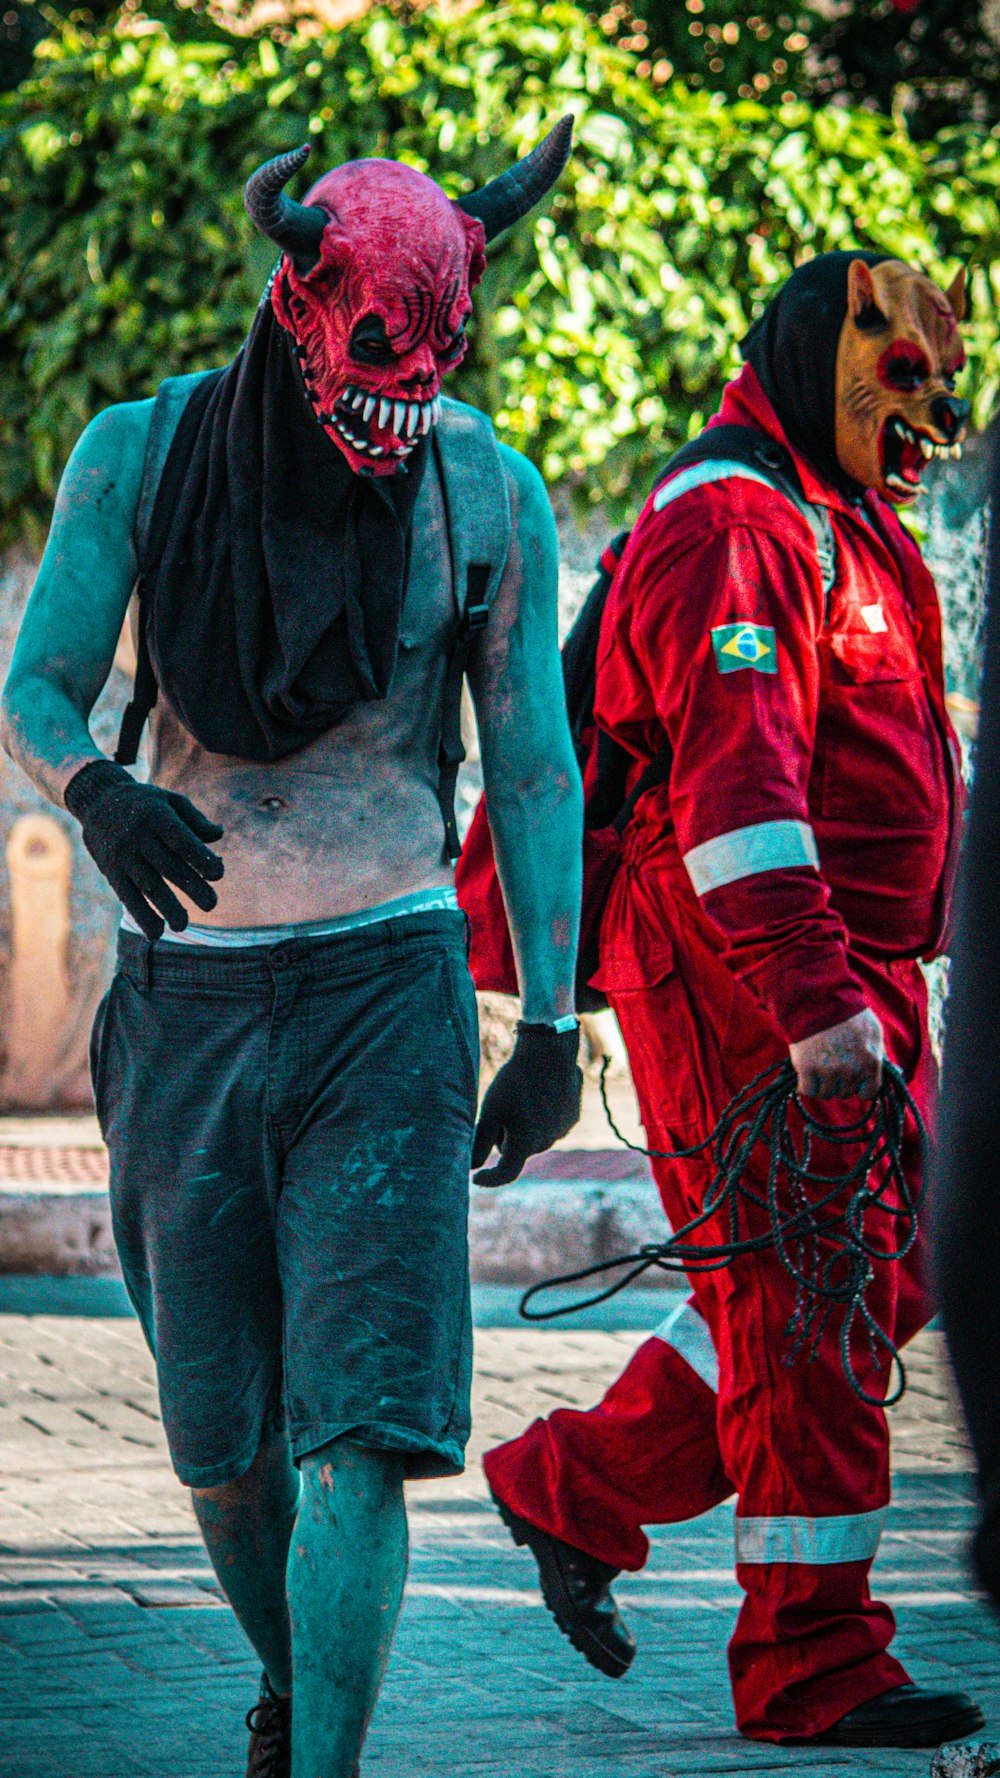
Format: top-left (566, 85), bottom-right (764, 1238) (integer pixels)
top-left (287, 1438), bottom-right (408, 1778)
top-left (191, 1431), bottom-right (300, 1696)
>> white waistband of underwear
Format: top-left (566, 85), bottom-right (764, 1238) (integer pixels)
top-left (121, 885), bottom-right (461, 948)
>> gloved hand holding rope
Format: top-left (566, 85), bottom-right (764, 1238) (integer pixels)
top-left (520, 1058), bottom-right (926, 1408)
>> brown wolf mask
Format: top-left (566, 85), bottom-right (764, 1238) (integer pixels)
top-left (835, 259), bottom-right (968, 506)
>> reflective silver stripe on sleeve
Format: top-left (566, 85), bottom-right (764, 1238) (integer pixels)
top-left (652, 460), bottom-right (779, 512)
top-left (653, 1295), bottom-right (718, 1394)
top-left (735, 1506), bottom-right (887, 1567)
top-left (683, 818), bottom-right (819, 897)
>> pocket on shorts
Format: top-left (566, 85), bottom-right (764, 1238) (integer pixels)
top-left (89, 974), bottom-right (122, 1131)
top-left (438, 948), bottom-right (480, 1105)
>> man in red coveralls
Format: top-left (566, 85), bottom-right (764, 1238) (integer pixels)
top-left (484, 252), bottom-right (984, 1746)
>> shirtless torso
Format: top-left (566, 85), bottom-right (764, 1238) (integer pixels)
top-left (3, 394), bottom-right (578, 1008)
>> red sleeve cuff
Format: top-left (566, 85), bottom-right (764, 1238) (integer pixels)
top-left (698, 871), bottom-right (868, 1044)
top-left (738, 952), bottom-right (868, 1044)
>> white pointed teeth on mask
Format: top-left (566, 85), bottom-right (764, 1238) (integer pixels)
top-left (881, 412), bottom-right (964, 499)
top-left (888, 416), bottom-right (962, 462)
top-left (300, 373), bottom-right (441, 461)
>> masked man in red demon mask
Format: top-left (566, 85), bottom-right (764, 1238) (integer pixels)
top-left (483, 251), bottom-right (985, 1748)
top-left (3, 126), bottom-right (584, 1776)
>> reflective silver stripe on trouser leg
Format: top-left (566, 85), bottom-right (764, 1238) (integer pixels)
top-left (683, 819), bottom-right (820, 896)
top-left (656, 1307), bottom-right (885, 1563)
top-left (653, 1295), bottom-right (719, 1393)
top-left (680, 819), bottom-right (883, 1572)
top-left (734, 1506), bottom-right (887, 1566)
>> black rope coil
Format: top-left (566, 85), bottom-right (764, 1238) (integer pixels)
top-left (519, 1058), bottom-right (926, 1407)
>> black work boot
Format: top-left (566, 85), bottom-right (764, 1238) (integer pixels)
top-left (807, 1684), bottom-right (985, 1748)
top-left (490, 1487), bottom-right (636, 1677)
top-left (245, 1673), bottom-right (291, 1778)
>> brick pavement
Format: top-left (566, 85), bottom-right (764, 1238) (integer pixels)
top-left (0, 1310), bottom-right (996, 1778)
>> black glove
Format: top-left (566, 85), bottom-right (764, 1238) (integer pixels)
top-left (65, 759), bottom-right (224, 942)
top-left (472, 1021), bottom-right (583, 1187)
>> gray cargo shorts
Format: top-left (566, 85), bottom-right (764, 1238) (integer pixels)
top-left (90, 910), bottom-right (478, 1488)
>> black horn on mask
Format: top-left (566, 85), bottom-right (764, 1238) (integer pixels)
top-left (244, 145), bottom-right (328, 274)
top-left (458, 115), bottom-right (573, 243)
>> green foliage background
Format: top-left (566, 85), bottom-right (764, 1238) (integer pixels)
top-left (2, 0), bottom-right (1000, 548)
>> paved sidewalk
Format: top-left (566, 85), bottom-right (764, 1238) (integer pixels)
top-left (0, 1308), bottom-right (995, 1778)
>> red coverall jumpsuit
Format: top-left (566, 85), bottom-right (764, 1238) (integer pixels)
top-left (484, 364), bottom-right (964, 1742)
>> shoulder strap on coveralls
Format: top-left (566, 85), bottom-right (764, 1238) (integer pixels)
top-left (651, 423), bottom-right (838, 603)
top-left (433, 398), bottom-right (513, 861)
top-left (115, 371), bottom-right (218, 766)
top-left (594, 424), bottom-right (839, 839)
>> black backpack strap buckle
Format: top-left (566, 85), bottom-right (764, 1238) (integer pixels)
top-left (113, 584), bottom-right (159, 766)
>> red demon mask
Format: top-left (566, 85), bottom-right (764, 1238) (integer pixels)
top-left (244, 123), bottom-right (572, 477)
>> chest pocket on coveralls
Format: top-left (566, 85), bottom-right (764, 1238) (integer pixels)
top-left (818, 611), bottom-right (940, 831)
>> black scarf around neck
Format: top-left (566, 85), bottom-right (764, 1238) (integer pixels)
top-left (141, 300), bottom-right (429, 761)
top-left (740, 250), bottom-right (890, 502)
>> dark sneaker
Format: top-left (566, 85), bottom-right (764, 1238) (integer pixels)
top-left (809, 1684), bottom-right (985, 1748)
top-left (490, 1486), bottom-right (636, 1677)
top-left (246, 1673), bottom-right (291, 1777)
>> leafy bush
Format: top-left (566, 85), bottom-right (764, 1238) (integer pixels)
top-left (2, 0), bottom-right (1000, 548)
top-left (629, 0), bottom-right (1000, 137)
top-left (12, 0), bottom-right (998, 133)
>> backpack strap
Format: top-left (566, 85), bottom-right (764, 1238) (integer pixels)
top-left (114, 609), bottom-right (159, 766)
top-left (116, 371), bottom-right (219, 765)
top-left (132, 372), bottom-right (216, 570)
top-left (586, 426), bottom-right (838, 836)
top-left (434, 397), bottom-right (512, 619)
top-left (651, 424), bottom-right (837, 604)
top-left (433, 399), bottom-right (513, 861)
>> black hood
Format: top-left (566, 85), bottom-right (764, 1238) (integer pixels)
top-left (141, 298), bottom-right (429, 762)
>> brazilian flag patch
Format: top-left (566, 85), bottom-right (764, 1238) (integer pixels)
top-left (711, 621), bottom-right (777, 675)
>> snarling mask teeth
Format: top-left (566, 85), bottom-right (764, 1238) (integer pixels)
top-left (303, 374), bottom-right (440, 458)
top-left (882, 414), bottom-right (936, 498)
top-left (889, 417), bottom-right (958, 465)
top-left (882, 420), bottom-right (962, 491)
